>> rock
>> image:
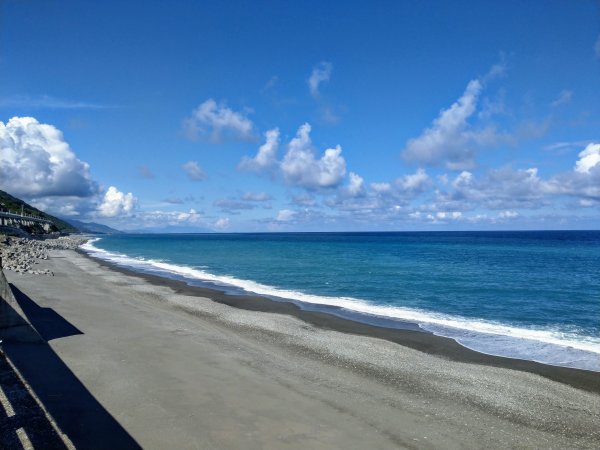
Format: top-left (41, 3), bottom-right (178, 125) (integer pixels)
top-left (1, 235), bottom-right (88, 276)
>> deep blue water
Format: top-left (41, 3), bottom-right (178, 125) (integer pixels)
top-left (83, 231), bottom-right (600, 370)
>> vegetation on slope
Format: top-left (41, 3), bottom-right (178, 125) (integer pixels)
top-left (0, 189), bottom-right (79, 233)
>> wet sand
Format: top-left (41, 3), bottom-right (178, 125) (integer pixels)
top-left (3, 249), bottom-right (600, 449)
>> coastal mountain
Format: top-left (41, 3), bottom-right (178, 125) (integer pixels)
top-left (65, 219), bottom-right (124, 235)
top-left (0, 189), bottom-right (78, 233)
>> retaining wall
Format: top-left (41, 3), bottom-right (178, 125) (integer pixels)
top-left (0, 265), bottom-right (42, 342)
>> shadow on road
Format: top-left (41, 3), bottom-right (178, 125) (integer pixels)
top-left (1, 285), bottom-right (141, 449)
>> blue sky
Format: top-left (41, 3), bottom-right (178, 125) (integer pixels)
top-left (1, 0), bottom-right (599, 231)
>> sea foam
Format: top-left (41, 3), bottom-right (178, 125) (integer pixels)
top-left (81, 238), bottom-right (600, 371)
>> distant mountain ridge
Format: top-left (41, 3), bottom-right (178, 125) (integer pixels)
top-left (0, 189), bottom-right (78, 233)
top-left (65, 219), bottom-right (124, 235)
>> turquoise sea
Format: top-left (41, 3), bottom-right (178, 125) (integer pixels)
top-left (83, 231), bottom-right (600, 371)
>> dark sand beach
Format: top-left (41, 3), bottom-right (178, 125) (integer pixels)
top-left (3, 249), bottom-right (600, 449)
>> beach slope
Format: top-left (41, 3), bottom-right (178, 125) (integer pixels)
top-left (3, 250), bottom-right (599, 449)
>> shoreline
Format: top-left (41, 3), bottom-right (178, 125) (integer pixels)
top-left (3, 247), bottom-right (599, 448)
top-left (79, 248), bottom-right (600, 394)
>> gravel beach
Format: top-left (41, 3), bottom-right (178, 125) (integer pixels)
top-left (2, 247), bottom-right (599, 449)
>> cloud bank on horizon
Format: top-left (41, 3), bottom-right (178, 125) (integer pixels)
top-left (0, 1), bottom-right (598, 231)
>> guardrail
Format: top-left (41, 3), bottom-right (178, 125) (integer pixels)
top-left (0, 212), bottom-right (52, 224)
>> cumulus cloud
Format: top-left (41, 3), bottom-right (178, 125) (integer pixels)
top-left (241, 123), bottom-right (347, 190)
top-left (182, 160), bottom-right (207, 181)
top-left (346, 172), bottom-right (365, 196)
top-left (182, 99), bottom-right (255, 142)
top-left (175, 209), bottom-right (202, 223)
top-left (436, 211), bottom-right (462, 220)
top-left (326, 168), bottom-right (432, 215)
top-left (308, 62), bottom-right (333, 98)
top-left (97, 186), bottom-right (136, 217)
top-left (574, 143), bottom-right (600, 174)
top-left (401, 80), bottom-right (490, 170)
top-left (498, 210), bottom-right (518, 219)
top-left (0, 116), bottom-right (97, 198)
top-left (395, 168), bottom-right (431, 193)
top-left (549, 155), bottom-right (600, 202)
top-left (238, 128), bottom-right (279, 172)
top-left (29, 196), bottom-right (95, 218)
top-left (457, 167), bottom-right (548, 209)
top-left (214, 218), bottom-right (230, 230)
top-left (280, 123), bottom-right (346, 189)
top-left (370, 182), bottom-right (392, 193)
top-left (277, 209), bottom-right (296, 221)
top-left (401, 74), bottom-right (509, 170)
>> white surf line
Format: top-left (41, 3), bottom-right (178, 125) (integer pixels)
top-left (82, 240), bottom-right (600, 357)
top-left (16, 427), bottom-right (33, 450)
top-left (2, 354), bottom-right (75, 450)
top-left (0, 384), bottom-right (16, 417)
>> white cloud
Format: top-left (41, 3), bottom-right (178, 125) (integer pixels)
top-left (280, 123), bottom-right (346, 189)
top-left (182, 160), bottom-right (207, 181)
top-left (97, 186), bottom-right (136, 217)
top-left (0, 116), bottom-right (97, 198)
top-left (436, 211), bottom-right (462, 220)
top-left (347, 172), bottom-right (364, 196)
top-left (240, 123), bottom-right (347, 190)
top-left (550, 160), bottom-right (600, 201)
top-left (182, 99), bottom-right (255, 142)
top-left (327, 169), bottom-right (431, 215)
top-left (498, 210), bottom-right (518, 219)
top-left (214, 218), bottom-right (230, 230)
top-left (395, 168), bottom-right (430, 193)
top-left (432, 146), bottom-right (600, 214)
top-left (29, 196), bottom-right (94, 218)
top-left (452, 170), bottom-right (474, 188)
top-left (176, 209), bottom-right (202, 223)
top-left (308, 62), bottom-right (332, 98)
top-left (370, 182), bottom-right (392, 193)
top-left (574, 143), bottom-right (600, 174)
top-left (277, 209), bottom-right (296, 221)
top-left (238, 128), bottom-right (279, 172)
top-left (550, 89), bottom-right (573, 107)
top-left (402, 79), bottom-right (489, 170)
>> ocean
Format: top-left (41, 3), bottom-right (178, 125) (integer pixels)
top-left (82, 231), bottom-right (600, 371)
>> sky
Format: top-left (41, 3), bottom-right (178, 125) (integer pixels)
top-left (1, 0), bottom-right (599, 232)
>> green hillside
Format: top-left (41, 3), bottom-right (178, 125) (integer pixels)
top-left (0, 189), bottom-right (79, 233)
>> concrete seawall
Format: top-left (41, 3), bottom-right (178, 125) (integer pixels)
top-left (0, 266), bottom-right (42, 342)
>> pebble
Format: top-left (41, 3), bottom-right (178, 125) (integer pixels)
top-left (0, 235), bottom-right (88, 276)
